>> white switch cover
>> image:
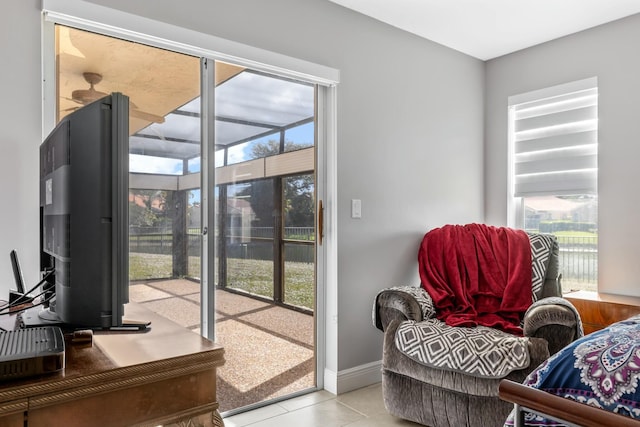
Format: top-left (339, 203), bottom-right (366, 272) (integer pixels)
top-left (351, 199), bottom-right (362, 218)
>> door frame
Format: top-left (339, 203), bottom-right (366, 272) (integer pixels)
top-left (41, 0), bottom-right (339, 393)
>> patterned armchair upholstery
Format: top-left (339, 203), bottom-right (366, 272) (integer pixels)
top-left (373, 229), bottom-right (582, 427)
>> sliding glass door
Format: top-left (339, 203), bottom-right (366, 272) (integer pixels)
top-left (211, 64), bottom-right (318, 412)
top-left (53, 25), bottom-right (319, 414)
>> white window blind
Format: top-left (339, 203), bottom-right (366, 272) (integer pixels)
top-left (509, 78), bottom-right (598, 197)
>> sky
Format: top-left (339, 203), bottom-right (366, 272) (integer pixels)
top-left (128, 70), bottom-right (315, 208)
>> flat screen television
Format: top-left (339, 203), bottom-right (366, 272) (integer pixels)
top-left (34, 92), bottom-right (131, 329)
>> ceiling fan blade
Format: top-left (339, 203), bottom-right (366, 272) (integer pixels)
top-left (66, 94), bottom-right (164, 124)
top-left (68, 72), bottom-right (165, 124)
top-left (70, 72), bottom-right (109, 104)
top-left (71, 88), bottom-right (108, 104)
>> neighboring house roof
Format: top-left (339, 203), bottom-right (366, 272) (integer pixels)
top-left (525, 196), bottom-right (581, 213)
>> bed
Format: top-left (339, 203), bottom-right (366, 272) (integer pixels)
top-left (499, 315), bottom-right (640, 427)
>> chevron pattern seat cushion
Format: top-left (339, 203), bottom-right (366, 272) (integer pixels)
top-left (395, 318), bottom-right (530, 378)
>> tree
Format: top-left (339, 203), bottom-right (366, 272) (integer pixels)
top-left (250, 139), bottom-right (280, 157)
top-left (250, 139), bottom-right (310, 158)
top-left (129, 189), bottom-right (170, 228)
top-left (284, 175), bottom-right (314, 228)
top-left (231, 139), bottom-right (315, 236)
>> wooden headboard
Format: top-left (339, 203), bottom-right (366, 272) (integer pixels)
top-left (498, 379), bottom-right (640, 427)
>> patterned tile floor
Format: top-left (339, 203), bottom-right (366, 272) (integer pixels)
top-left (129, 279), bottom-right (315, 413)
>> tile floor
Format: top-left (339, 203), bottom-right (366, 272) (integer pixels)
top-left (224, 383), bottom-right (422, 427)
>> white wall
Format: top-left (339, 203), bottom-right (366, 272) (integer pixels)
top-left (0, 0), bottom-right (43, 291)
top-left (485, 13), bottom-right (640, 297)
top-left (1, 0), bottom-right (484, 383)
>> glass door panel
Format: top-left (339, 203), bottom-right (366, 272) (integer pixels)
top-left (283, 174), bottom-right (315, 310)
top-left (214, 63), bottom-right (317, 413)
top-left (55, 25), bottom-right (203, 319)
top-left (283, 243), bottom-right (315, 310)
top-left (223, 180), bottom-right (275, 298)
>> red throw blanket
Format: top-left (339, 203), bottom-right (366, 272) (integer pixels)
top-left (418, 224), bottom-right (532, 335)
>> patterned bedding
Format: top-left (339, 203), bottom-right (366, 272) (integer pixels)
top-left (504, 315), bottom-right (640, 426)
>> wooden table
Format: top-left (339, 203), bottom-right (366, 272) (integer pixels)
top-left (565, 290), bottom-right (640, 334)
top-left (0, 303), bottom-right (225, 427)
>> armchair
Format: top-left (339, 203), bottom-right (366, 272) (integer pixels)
top-left (373, 225), bottom-right (582, 427)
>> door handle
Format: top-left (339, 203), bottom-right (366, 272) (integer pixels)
top-left (318, 200), bottom-right (324, 246)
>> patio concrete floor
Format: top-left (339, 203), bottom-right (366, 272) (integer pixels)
top-left (129, 279), bottom-right (316, 413)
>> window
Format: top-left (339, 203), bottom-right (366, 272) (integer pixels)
top-left (508, 78), bottom-right (598, 293)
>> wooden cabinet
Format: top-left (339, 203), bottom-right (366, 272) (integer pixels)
top-left (565, 290), bottom-right (640, 335)
top-left (0, 303), bottom-right (225, 427)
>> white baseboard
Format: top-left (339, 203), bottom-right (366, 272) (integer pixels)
top-left (324, 368), bottom-right (338, 395)
top-left (324, 360), bottom-right (382, 395)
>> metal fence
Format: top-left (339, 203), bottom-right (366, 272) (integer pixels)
top-left (129, 226), bottom-right (315, 263)
top-left (559, 251), bottom-right (597, 285)
top-left (226, 226), bottom-right (315, 241)
top-left (129, 226), bottom-right (198, 256)
top-left (555, 236), bottom-right (598, 286)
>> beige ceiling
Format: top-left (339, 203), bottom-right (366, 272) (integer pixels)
top-left (56, 25), bottom-right (244, 134)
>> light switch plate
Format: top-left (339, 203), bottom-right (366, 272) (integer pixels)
top-left (351, 199), bottom-right (362, 218)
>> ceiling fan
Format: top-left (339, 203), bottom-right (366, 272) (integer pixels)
top-left (66, 72), bottom-right (165, 124)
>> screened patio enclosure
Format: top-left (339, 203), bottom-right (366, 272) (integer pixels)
top-left (127, 62), bottom-right (317, 313)
top-left (55, 24), bottom-right (317, 309)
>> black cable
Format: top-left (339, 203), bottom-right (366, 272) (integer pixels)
top-left (0, 270), bottom-right (55, 311)
top-left (0, 291), bottom-right (56, 317)
top-left (11, 270), bottom-right (53, 305)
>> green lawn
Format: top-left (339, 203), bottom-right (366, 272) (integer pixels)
top-left (129, 253), bottom-right (315, 310)
top-left (553, 232), bottom-right (598, 246)
top-left (129, 253), bottom-right (173, 279)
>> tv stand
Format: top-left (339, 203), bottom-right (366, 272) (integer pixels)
top-left (19, 306), bottom-right (151, 331)
top-left (0, 302), bottom-right (225, 426)
top-left (108, 318), bottom-right (152, 331)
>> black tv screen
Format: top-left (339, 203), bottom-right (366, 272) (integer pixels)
top-left (38, 93), bottom-right (129, 328)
